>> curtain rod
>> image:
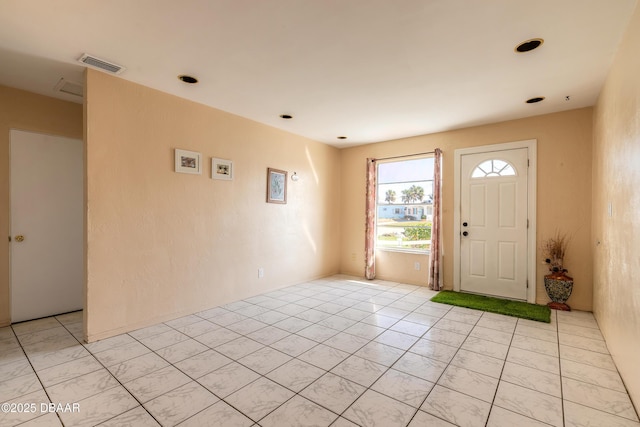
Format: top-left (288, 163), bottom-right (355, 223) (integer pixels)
top-left (373, 150), bottom-right (435, 162)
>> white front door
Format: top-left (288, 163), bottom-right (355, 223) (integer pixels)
top-left (459, 147), bottom-right (529, 300)
top-left (10, 130), bottom-right (83, 322)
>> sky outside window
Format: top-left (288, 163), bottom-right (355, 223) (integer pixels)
top-left (377, 157), bottom-right (434, 204)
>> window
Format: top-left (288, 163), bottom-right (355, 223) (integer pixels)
top-left (376, 156), bottom-right (434, 252)
top-left (471, 159), bottom-right (516, 178)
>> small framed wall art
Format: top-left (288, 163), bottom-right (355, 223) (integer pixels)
top-left (212, 158), bottom-right (233, 180)
top-left (175, 149), bottom-right (202, 174)
top-left (266, 167), bottom-right (287, 204)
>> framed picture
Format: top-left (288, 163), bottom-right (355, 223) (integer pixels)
top-left (267, 167), bottom-right (287, 204)
top-left (212, 158), bottom-right (233, 180)
top-left (175, 149), bottom-right (202, 174)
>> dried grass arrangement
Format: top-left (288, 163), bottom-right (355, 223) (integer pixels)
top-left (542, 231), bottom-right (571, 273)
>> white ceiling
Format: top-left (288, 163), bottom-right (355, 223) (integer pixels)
top-left (0, 0), bottom-right (636, 147)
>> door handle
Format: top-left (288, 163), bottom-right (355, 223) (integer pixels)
top-left (462, 231), bottom-right (468, 237)
top-left (15, 235), bottom-right (25, 242)
top-left (463, 222), bottom-right (468, 227)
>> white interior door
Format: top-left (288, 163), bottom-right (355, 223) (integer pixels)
top-left (10, 130), bottom-right (83, 323)
top-left (459, 147), bottom-right (529, 300)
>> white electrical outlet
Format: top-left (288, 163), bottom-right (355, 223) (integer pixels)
top-left (414, 262), bottom-right (420, 271)
top-left (258, 268), bottom-right (264, 278)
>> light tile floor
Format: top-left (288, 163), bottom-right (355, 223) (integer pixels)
top-left (1, 275), bottom-right (639, 427)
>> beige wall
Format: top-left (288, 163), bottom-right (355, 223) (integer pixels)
top-left (592, 4), bottom-right (640, 407)
top-left (0, 85), bottom-right (83, 327)
top-left (84, 70), bottom-right (341, 341)
top-left (0, 74), bottom-right (596, 337)
top-left (340, 108), bottom-right (593, 310)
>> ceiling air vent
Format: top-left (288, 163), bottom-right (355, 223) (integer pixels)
top-left (54, 78), bottom-right (84, 97)
top-left (77, 53), bottom-right (125, 74)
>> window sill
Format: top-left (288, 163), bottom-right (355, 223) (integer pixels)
top-left (377, 247), bottom-right (430, 255)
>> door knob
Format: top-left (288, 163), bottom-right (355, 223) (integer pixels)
top-left (15, 235), bottom-right (25, 242)
top-left (462, 222), bottom-right (468, 227)
top-left (462, 231), bottom-right (468, 237)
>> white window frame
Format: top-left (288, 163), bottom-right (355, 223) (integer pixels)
top-left (375, 155), bottom-right (434, 254)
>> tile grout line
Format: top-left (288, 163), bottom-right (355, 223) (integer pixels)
top-left (289, 286), bottom-right (486, 425)
top-left (556, 312), bottom-right (640, 424)
top-left (10, 314), bottom-right (114, 426)
top-left (328, 304), bottom-right (442, 426)
top-left (482, 312), bottom-right (516, 427)
top-left (188, 280), bottom-right (416, 425)
top-left (512, 312), bottom-right (639, 424)
top-left (412, 307), bottom-right (536, 427)
top-left (131, 280), bottom-right (394, 425)
top-left (9, 320), bottom-right (66, 426)
top-left (13, 300), bottom-right (472, 427)
top-left (171, 280), bottom-right (438, 425)
top-left (283, 283), bottom-right (453, 426)
top-left (159, 280), bottom-right (390, 425)
top-left (57, 317), bottom-right (165, 427)
top-left (486, 315), bottom-right (563, 427)
top-left (8, 277), bottom-right (633, 426)
top-left (13, 283), bottom-right (497, 425)
top-left (556, 310), bottom-right (567, 427)
top-left (236, 283), bottom-right (530, 426)
top-left (402, 303), bottom-right (477, 427)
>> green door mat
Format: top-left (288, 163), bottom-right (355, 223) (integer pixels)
top-left (431, 291), bottom-right (550, 323)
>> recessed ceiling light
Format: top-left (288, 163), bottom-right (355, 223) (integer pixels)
top-left (337, 136), bottom-right (347, 140)
top-left (515, 38), bottom-right (544, 53)
top-left (178, 75), bottom-right (198, 84)
top-left (279, 114), bottom-right (293, 119)
top-left (526, 97), bottom-right (545, 104)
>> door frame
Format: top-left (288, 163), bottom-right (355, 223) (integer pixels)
top-left (453, 139), bottom-right (537, 303)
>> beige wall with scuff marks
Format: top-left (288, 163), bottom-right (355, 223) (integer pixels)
top-left (84, 70), bottom-right (341, 341)
top-left (340, 108), bottom-right (594, 311)
top-left (0, 85), bottom-right (83, 327)
top-left (592, 3), bottom-right (640, 408)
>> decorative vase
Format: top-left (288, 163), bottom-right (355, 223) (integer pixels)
top-left (544, 271), bottom-right (573, 311)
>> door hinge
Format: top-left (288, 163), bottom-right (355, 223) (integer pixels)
top-left (527, 219), bottom-right (529, 228)
top-left (527, 159), bottom-right (530, 167)
top-left (7, 236), bottom-right (10, 242)
top-left (526, 279), bottom-right (529, 289)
